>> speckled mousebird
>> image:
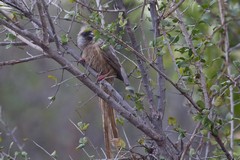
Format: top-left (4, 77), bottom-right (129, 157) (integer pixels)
top-left (77, 26), bottom-right (127, 159)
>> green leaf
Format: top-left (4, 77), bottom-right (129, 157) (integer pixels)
top-left (196, 100), bottom-right (205, 109)
top-left (77, 122), bottom-right (90, 131)
top-left (93, 30), bottom-right (100, 40)
top-left (61, 34), bottom-right (69, 45)
top-left (171, 35), bottom-right (179, 44)
top-left (125, 86), bottom-right (135, 92)
top-left (118, 12), bottom-right (127, 27)
top-left (5, 44), bottom-right (12, 49)
top-left (48, 75), bottom-right (57, 84)
top-left (21, 151), bottom-right (27, 157)
top-left (174, 127), bottom-right (186, 138)
top-left (48, 96), bottom-right (56, 102)
top-left (69, 0), bottom-right (76, 3)
top-left (116, 117), bottom-right (124, 126)
top-left (200, 129), bottom-right (208, 135)
top-left (168, 116), bottom-right (177, 126)
top-left (189, 148), bottom-right (196, 157)
top-left (64, 10), bottom-right (75, 20)
top-left (138, 137), bottom-right (145, 145)
top-left (175, 47), bottom-right (189, 54)
top-left (50, 150), bottom-right (57, 158)
top-left (233, 60), bottom-right (240, 68)
top-left (5, 33), bottom-right (16, 41)
top-left (112, 138), bottom-right (126, 149)
top-left (213, 96), bottom-right (223, 107)
top-left (210, 85), bottom-right (220, 92)
top-left (77, 137), bottom-right (88, 149)
top-left (135, 100), bottom-right (144, 111)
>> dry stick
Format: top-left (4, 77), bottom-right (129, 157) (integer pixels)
top-left (41, 0), bottom-right (61, 51)
top-left (149, 0), bottom-right (166, 121)
top-left (163, 0), bottom-right (185, 19)
top-left (180, 123), bottom-right (201, 160)
top-left (218, 0), bottom-right (234, 157)
top-left (0, 41), bottom-right (27, 46)
top-left (3, 26), bottom-right (45, 53)
top-left (0, 54), bottom-right (47, 66)
top-left (139, 0), bottom-right (151, 60)
top-left (36, 1), bottom-right (48, 45)
top-left (116, 0), bottom-right (156, 114)
top-left (32, 140), bottom-right (57, 160)
top-left (2, 0), bottom-right (54, 39)
top-left (75, 0), bottom-right (124, 13)
top-left (229, 42), bottom-right (240, 53)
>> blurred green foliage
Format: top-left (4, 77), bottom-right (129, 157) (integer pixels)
top-left (0, 0), bottom-right (240, 159)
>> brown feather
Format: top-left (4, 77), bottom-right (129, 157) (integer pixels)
top-left (78, 30), bottom-right (122, 159)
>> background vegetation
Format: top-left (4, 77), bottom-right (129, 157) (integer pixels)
top-left (0, 0), bottom-right (240, 159)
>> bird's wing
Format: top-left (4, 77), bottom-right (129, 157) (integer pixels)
top-left (97, 40), bottom-right (124, 80)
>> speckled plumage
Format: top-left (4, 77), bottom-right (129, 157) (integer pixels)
top-left (77, 27), bottom-right (122, 159)
top-left (77, 27), bottom-right (123, 82)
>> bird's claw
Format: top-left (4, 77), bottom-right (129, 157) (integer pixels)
top-left (97, 75), bottom-right (106, 82)
top-left (78, 58), bottom-right (85, 64)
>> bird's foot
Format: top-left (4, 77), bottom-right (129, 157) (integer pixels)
top-left (97, 74), bottom-right (107, 81)
top-left (97, 71), bottom-right (111, 82)
top-left (78, 57), bottom-right (85, 64)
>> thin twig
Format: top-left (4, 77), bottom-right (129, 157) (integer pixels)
top-left (36, 1), bottom-right (49, 44)
top-left (76, 0), bottom-right (124, 13)
top-left (69, 119), bottom-right (85, 136)
top-left (127, 3), bottom-right (144, 15)
top-left (32, 140), bottom-right (57, 160)
top-left (149, 0), bottom-right (166, 121)
top-left (41, 0), bottom-right (61, 51)
top-left (0, 54), bottom-right (47, 67)
top-left (229, 42), bottom-right (240, 53)
top-left (122, 127), bottom-right (131, 148)
top-left (163, 0), bottom-right (185, 19)
top-left (0, 41), bottom-right (27, 46)
top-left (180, 123), bottom-right (201, 160)
top-left (218, 0), bottom-right (233, 157)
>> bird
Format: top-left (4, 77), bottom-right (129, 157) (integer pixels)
top-left (77, 26), bottom-right (128, 158)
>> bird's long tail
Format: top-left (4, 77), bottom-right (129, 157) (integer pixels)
top-left (100, 85), bottom-right (119, 159)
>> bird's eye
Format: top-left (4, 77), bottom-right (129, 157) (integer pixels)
top-left (81, 31), bottom-right (93, 37)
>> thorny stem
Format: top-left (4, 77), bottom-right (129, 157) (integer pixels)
top-left (149, 0), bottom-right (166, 121)
top-left (218, 0), bottom-right (234, 156)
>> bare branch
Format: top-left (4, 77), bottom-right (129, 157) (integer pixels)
top-left (180, 123), bottom-right (201, 159)
top-left (163, 0), bottom-right (185, 19)
top-left (41, 0), bottom-right (61, 51)
top-left (32, 140), bottom-right (57, 160)
top-left (115, 0), bottom-right (156, 113)
top-left (149, 0), bottom-right (166, 120)
top-left (0, 41), bottom-right (26, 46)
top-left (76, 0), bottom-right (124, 13)
top-left (36, 1), bottom-right (49, 44)
top-left (218, 0), bottom-right (234, 157)
top-left (229, 42), bottom-right (240, 53)
top-left (0, 54), bottom-right (47, 67)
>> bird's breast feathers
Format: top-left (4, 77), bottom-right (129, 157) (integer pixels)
top-left (82, 44), bottom-right (115, 76)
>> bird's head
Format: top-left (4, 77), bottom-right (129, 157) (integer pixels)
top-left (77, 26), bottom-right (94, 50)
